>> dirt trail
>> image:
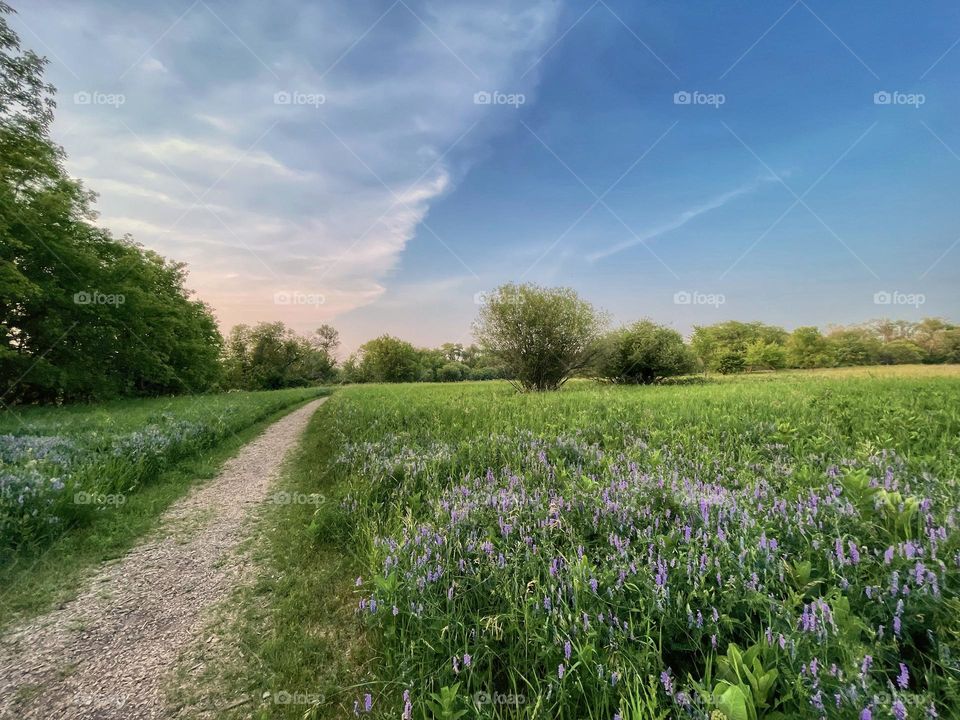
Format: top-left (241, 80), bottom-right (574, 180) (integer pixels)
top-left (0, 397), bottom-right (326, 720)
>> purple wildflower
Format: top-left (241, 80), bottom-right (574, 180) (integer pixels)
top-left (893, 700), bottom-right (907, 720)
top-left (897, 663), bottom-right (909, 689)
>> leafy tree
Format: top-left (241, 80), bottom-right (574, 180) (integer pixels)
top-left (1, 3), bottom-right (221, 402)
top-left (597, 320), bottom-right (695, 384)
top-left (717, 350), bottom-right (746, 374)
top-left (876, 339), bottom-right (925, 365)
top-left (785, 327), bottom-right (832, 368)
top-left (473, 283), bottom-right (607, 391)
top-left (354, 335), bottom-right (421, 383)
top-left (438, 361), bottom-right (469, 382)
top-left (222, 322), bottom-right (336, 389)
top-left (825, 327), bottom-right (881, 366)
top-left (691, 322), bottom-right (787, 373)
top-left (744, 339), bottom-right (787, 371)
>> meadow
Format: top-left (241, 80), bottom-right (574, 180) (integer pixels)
top-left (0, 387), bottom-right (326, 557)
top-left (237, 366), bottom-right (960, 720)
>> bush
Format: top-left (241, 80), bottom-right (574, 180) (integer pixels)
top-left (717, 350), bottom-right (746, 374)
top-left (438, 362), bottom-right (469, 382)
top-left (473, 283), bottom-right (607, 391)
top-left (596, 321), bottom-right (695, 384)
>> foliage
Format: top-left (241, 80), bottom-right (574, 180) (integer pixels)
top-left (473, 283), bottom-right (608, 391)
top-left (692, 319), bottom-right (960, 374)
top-left (785, 327), bottom-right (831, 369)
top-left (0, 4), bottom-right (222, 403)
top-left (222, 322), bottom-right (338, 389)
top-left (744, 340), bottom-right (787, 371)
top-left (597, 320), bottom-right (695, 384)
top-left (345, 335), bottom-right (422, 383)
top-left (691, 322), bottom-right (787, 373)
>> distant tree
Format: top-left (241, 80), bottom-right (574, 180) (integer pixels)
top-left (222, 322), bottom-right (336, 389)
top-left (313, 324), bottom-right (340, 355)
top-left (691, 321), bottom-right (787, 373)
top-left (744, 339), bottom-right (787, 371)
top-left (825, 327), bottom-right (881, 366)
top-left (473, 283), bottom-right (607, 391)
top-left (438, 361), bottom-right (469, 382)
top-left (597, 321), bottom-right (695, 384)
top-left (717, 350), bottom-right (746, 374)
top-left (876, 339), bottom-right (925, 365)
top-left (786, 327), bottom-right (832, 368)
top-left (355, 335), bottom-right (421, 383)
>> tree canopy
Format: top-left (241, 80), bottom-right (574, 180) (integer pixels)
top-left (473, 283), bottom-right (607, 391)
top-left (1, 4), bottom-right (221, 403)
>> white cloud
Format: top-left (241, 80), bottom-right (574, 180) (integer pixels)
top-left (15, 0), bottom-right (560, 338)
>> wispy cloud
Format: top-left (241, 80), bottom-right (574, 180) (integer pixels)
top-left (14, 0), bottom-right (560, 335)
top-left (587, 175), bottom-right (781, 262)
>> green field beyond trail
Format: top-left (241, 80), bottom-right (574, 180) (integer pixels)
top-left (288, 367), bottom-right (960, 719)
top-left (0, 388), bottom-right (327, 555)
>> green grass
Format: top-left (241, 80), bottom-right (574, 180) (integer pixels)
top-left (0, 388), bottom-right (330, 626)
top-left (205, 366), bottom-right (960, 720)
top-left (1, 387), bottom-right (328, 552)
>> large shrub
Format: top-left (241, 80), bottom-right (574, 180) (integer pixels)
top-left (473, 283), bottom-right (607, 391)
top-left (597, 320), bottom-right (695, 384)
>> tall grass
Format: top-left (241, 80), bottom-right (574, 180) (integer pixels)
top-left (0, 388), bottom-right (328, 555)
top-left (315, 369), bottom-right (960, 719)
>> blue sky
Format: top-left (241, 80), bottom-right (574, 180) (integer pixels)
top-left (11, 0), bottom-right (960, 351)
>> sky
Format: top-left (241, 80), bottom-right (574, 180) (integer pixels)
top-left (10, 0), bottom-right (960, 353)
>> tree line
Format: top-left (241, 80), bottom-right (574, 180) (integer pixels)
top-left (471, 284), bottom-right (959, 391)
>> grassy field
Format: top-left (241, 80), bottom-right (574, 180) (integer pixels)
top-left (214, 366), bottom-right (960, 720)
top-left (0, 387), bottom-right (328, 623)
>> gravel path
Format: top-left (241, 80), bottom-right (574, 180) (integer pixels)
top-left (0, 398), bottom-right (326, 720)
